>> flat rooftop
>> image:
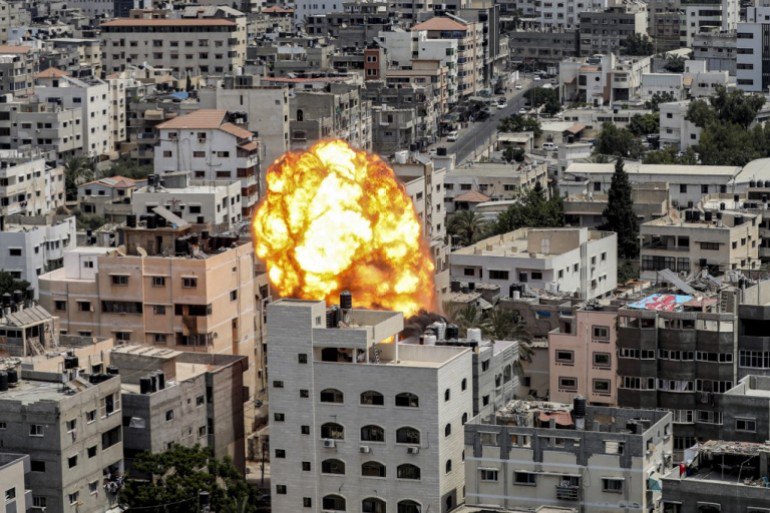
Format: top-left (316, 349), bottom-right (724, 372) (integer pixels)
top-left (0, 377), bottom-right (78, 405)
top-left (565, 162), bottom-right (741, 177)
top-left (447, 162), bottom-right (542, 178)
top-left (453, 227), bottom-right (606, 258)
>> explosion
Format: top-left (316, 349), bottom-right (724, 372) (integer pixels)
top-left (252, 140), bottom-right (436, 317)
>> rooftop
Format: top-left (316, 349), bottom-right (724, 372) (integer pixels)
top-left (0, 372), bottom-right (113, 405)
top-left (412, 16), bottom-right (468, 31)
top-left (452, 227), bottom-right (608, 258)
top-left (36, 67), bottom-right (69, 79)
top-left (564, 161), bottom-right (741, 177)
top-left (100, 18), bottom-right (236, 27)
top-left (81, 175), bottom-right (139, 189)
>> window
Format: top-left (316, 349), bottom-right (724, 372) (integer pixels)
top-left (8, 248), bottom-right (21, 256)
top-left (31, 460), bottom-right (45, 472)
top-left (54, 300), bottom-right (66, 311)
top-left (322, 495), bottom-right (346, 511)
top-left (444, 423), bottom-right (452, 436)
top-left (88, 445), bottom-right (97, 458)
top-left (461, 378), bottom-right (467, 391)
top-left (230, 290), bottom-right (238, 301)
top-left (301, 425), bottom-right (310, 435)
top-left (321, 459), bottom-right (345, 474)
top-left (182, 277), bottom-right (197, 288)
top-left (275, 449), bottom-right (286, 458)
top-left (69, 492), bottom-right (79, 505)
top-left (396, 426), bottom-right (420, 444)
top-left (361, 390), bottom-right (384, 405)
top-left (398, 500), bottom-right (421, 513)
top-left (362, 497), bottom-right (386, 513)
top-left (361, 461), bottom-right (386, 477)
top-left (30, 424), bottom-right (43, 437)
top-left (302, 461), bottom-right (310, 471)
top-left (66, 419), bottom-right (77, 432)
top-left (514, 472), bottom-right (537, 485)
top-left (480, 469), bottom-right (499, 481)
top-left (274, 413), bottom-right (285, 422)
top-left (320, 388), bottom-right (344, 403)
top-left (299, 389), bottom-right (309, 398)
top-left (153, 305), bottom-right (166, 315)
top-left (555, 350), bottom-right (574, 364)
top-left (679, 184), bottom-right (688, 193)
top-left (5, 488), bottom-right (15, 501)
top-left (276, 485), bottom-right (287, 495)
top-left (395, 392), bottom-right (419, 407)
top-left (489, 270), bottom-right (509, 280)
top-left (593, 352), bottom-right (611, 368)
top-left (736, 418), bottom-right (757, 432)
top-left (444, 388), bottom-right (451, 401)
top-left (303, 498), bottom-right (312, 508)
top-left (602, 478), bottom-right (624, 493)
top-left (593, 379), bottom-right (611, 393)
top-left (593, 326), bottom-right (610, 339)
top-left (361, 425), bottom-right (385, 442)
top-left (298, 353), bottom-right (307, 364)
top-left (152, 276), bottom-right (165, 287)
top-left (700, 242), bottom-right (719, 250)
top-left (482, 360), bottom-right (490, 371)
top-left (111, 275), bottom-right (128, 286)
top-left (397, 464), bottom-right (421, 480)
top-left (480, 432), bottom-right (498, 445)
top-left (273, 380), bottom-right (284, 388)
top-left (321, 423), bottom-right (344, 440)
top-left (32, 497), bottom-right (46, 508)
top-left (558, 377), bottom-right (577, 391)
top-left (89, 481), bottom-right (99, 495)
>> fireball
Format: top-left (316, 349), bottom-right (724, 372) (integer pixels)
top-left (252, 140), bottom-right (436, 317)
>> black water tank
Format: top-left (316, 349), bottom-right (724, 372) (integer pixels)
top-left (445, 324), bottom-right (459, 340)
top-left (340, 290), bottom-right (352, 310)
top-left (6, 368), bottom-right (17, 385)
top-left (437, 147), bottom-right (447, 156)
top-left (150, 374), bottom-right (158, 392)
top-left (693, 211), bottom-right (700, 221)
top-left (750, 180), bottom-right (756, 188)
top-left (0, 372), bottom-right (8, 392)
top-left (765, 180), bottom-right (770, 188)
top-left (126, 214), bottom-right (137, 228)
top-left (736, 215), bottom-right (744, 225)
top-left (326, 306), bottom-right (339, 328)
top-left (64, 356), bottom-right (79, 370)
top-left (573, 396), bottom-right (586, 419)
top-left (157, 372), bottom-right (165, 390)
top-left (450, 281), bottom-right (461, 292)
top-left (140, 377), bottom-right (152, 394)
top-left (12, 289), bottom-right (22, 305)
top-left (685, 210), bottom-right (693, 221)
top-left (1, 293), bottom-right (10, 308)
top-left (705, 211), bottom-right (713, 222)
top-left (146, 215), bottom-right (157, 229)
top-left (106, 366), bottom-right (119, 375)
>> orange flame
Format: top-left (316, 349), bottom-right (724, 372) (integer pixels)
top-left (252, 140), bottom-right (436, 317)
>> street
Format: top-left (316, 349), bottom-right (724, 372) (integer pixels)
top-left (444, 80), bottom-right (535, 165)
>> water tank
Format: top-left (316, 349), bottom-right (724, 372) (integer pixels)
top-left (140, 377), bottom-right (152, 394)
top-left (6, 368), bottom-right (17, 385)
top-left (684, 210), bottom-right (693, 221)
top-left (423, 334), bottom-right (437, 345)
top-left (0, 372), bottom-right (8, 392)
top-left (1, 293), bottom-right (10, 308)
top-left (126, 214), bottom-right (137, 228)
top-left (340, 290), bottom-right (352, 310)
top-left (445, 324), bottom-right (459, 340)
top-left (692, 211), bottom-right (700, 221)
top-left (64, 355), bottom-right (79, 370)
top-left (467, 328), bottom-right (482, 343)
top-left (735, 215), bottom-right (744, 226)
top-left (704, 211), bottom-right (713, 222)
top-left (12, 289), bottom-right (22, 304)
top-left (765, 180), bottom-right (770, 188)
top-left (106, 366), bottom-right (119, 375)
top-left (573, 396), bottom-right (586, 429)
top-left (326, 306), bottom-right (339, 328)
top-left (146, 215), bottom-right (157, 229)
top-left (750, 180), bottom-right (756, 188)
top-left (437, 147), bottom-right (447, 156)
top-left (150, 374), bottom-right (158, 392)
top-left (156, 372), bottom-right (165, 390)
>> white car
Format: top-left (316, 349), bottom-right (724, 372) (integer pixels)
top-left (542, 142), bottom-right (558, 151)
top-left (534, 76), bottom-right (541, 81)
top-left (518, 108), bottom-right (527, 115)
top-left (447, 130), bottom-right (459, 142)
top-left (497, 98), bottom-right (508, 109)
top-left (514, 84), bottom-right (523, 90)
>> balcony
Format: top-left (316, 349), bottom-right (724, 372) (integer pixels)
top-left (556, 484), bottom-right (580, 501)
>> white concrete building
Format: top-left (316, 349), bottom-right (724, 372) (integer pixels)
top-left (640, 73), bottom-right (684, 100)
top-left (153, 109), bottom-right (260, 217)
top-left (444, 162), bottom-right (548, 213)
top-left (0, 215), bottom-right (76, 297)
top-left (132, 172), bottom-right (243, 229)
top-left (449, 227), bottom-right (618, 300)
top-left (0, 151), bottom-right (65, 216)
top-left (0, 454), bottom-right (29, 513)
top-left (267, 298), bottom-right (472, 513)
top-left (737, 7), bottom-right (770, 93)
top-left (659, 100), bottom-right (702, 150)
top-left (34, 69), bottom-right (114, 159)
top-left (681, 0), bottom-right (737, 48)
top-left (504, 0), bottom-right (608, 29)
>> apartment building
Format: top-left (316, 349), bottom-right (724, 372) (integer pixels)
top-left (443, 161), bottom-right (548, 213)
top-left (0, 44), bottom-right (35, 94)
top-left (0, 95), bottom-right (85, 159)
top-left (0, 366), bottom-right (124, 513)
top-left (99, 7), bottom-right (247, 79)
top-left (563, 182), bottom-right (669, 228)
top-left (366, 82), bottom-right (440, 151)
top-left (693, 30), bottom-right (736, 76)
top-left (0, 215), bottom-right (75, 296)
top-left (290, 84), bottom-right (372, 151)
top-left (647, 0), bottom-right (682, 52)
top-left (198, 75), bottom-right (289, 168)
top-left (0, 1), bottom-right (30, 44)
top-left (46, 38), bottom-right (102, 78)
top-left (0, 454), bottom-right (29, 513)
top-left (549, 305), bottom-right (619, 406)
top-left (560, 54), bottom-right (650, 104)
top-left (33, 70), bottom-right (114, 159)
top-left (736, 7), bottom-right (770, 92)
top-left (639, 209), bottom-right (760, 279)
top-left (267, 297), bottom-right (472, 513)
top-left (498, 0), bottom-right (607, 29)
top-left (578, 4), bottom-right (648, 57)
top-left (680, 0), bottom-right (737, 48)
top-left (449, 227), bottom-right (617, 300)
top-left (132, 172), bottom-right (242, 229)
top-left (111, 345), bottom-right (247, 471)
top-left (508, 30), bottom-right (580, 63)
top-left (659, 100), bottom-right (702, 150)
top-left (38, 220), bottom-right (258, 401)
top-left (154, 109), bottom-right (261, 217)
top-left (464, 400), bottom-right (673, 512)
top-left (0, 151), bottom-right (65, 217)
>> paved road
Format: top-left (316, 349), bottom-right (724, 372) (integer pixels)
top-left (445, 81), bottom-right (536, 164)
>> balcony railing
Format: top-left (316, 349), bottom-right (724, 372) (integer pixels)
top-left (556, 484), bottom-right (580, 501)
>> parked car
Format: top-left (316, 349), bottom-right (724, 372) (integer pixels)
top-left (497, 98), bottom-right (508, 109)
top-left (514, 83), bottom-right (523, 90)
top-left (542, 142), bottom-right (558, 151)
top-left (447, 130), bottom-right (459, 142)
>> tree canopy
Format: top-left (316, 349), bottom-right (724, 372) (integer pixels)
top-left (628, 113), bottom-right (659, 137)
top-left (64, 156), bottom-right (95, 201)
top-left (0, 271), bottom-right (30, 298)
top-left (447, 210), bottom-right (488, 247)
top-left (529, 87), bottom-right (561, 115)
top-left (602, 158), bottom-right (639, 259)
top-left (594, 122), bottom-right (643, 159)
top-left (119, 445), bottom-right (256, 513)
top-left (642, 145), bottom-right (698, 165)
top-left (491, 182), bottom-right (563, 236)
top-left (498, 114), bottom-right (542, 138)
top-left (621, 34), bottom-right (654, 56)
top-left (645, 91), bottom-right (677, 112)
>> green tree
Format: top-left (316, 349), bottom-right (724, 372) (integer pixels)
top-left (594, 122), bottom-right (643, 159)
top-left (498, 114), bottom-right (542, 138)
top-left (491, 182), bottom-right (563, 235)
top-left (642, 146), bottom-right (698, 164)
top-left (119, 445), bottom-right (256, 513)
top-left (485, 308), bottom-right (533, 373)
top-left (64, 156), bottom-right (95, 201)
top-left (621, 33), bottom-right (654, 56)
top-left (447, 210), bottom-right (488, 247)
top-left (628, 113), bottom-right (659, 137)
top-left (0, 271), bottom-right (30, 297)
top-left (503, 146), bottom-right (525, 163)
top-left (103, 157), bottom-right (153, 180)
top-left (528, 87), bottom-right (560, 114)
top-left (644, 91), bottom-right (677, 112)
top-left (662, 55), bottom-right (685, 72)
top-left (602, 158), bottom-right (639, 259)
top-left (443, 302), bottom-right (490, 337)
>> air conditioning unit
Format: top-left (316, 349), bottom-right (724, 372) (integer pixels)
top-left (407, 446), bottom-right (420, 455)
top-left (360, 446), bottom-right (371, 453)
top-left (322, 439), bottom-right (336, 448)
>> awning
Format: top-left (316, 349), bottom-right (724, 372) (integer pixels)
top-left (538, 411), bottom-right (574, 427)
top-left (647, 472), bottom-right (662, 491)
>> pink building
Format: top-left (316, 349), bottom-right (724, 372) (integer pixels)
top-left (548, 306), bottom-right (618, 405)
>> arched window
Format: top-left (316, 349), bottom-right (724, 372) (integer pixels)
top-left (444, 423), bottom-right (451, 437)
top-left (361, 425), bottom-right (385, 442)
top-left (322, 495), bottom-right (345, 511)
top-left (321, 459), bottom-right (345, 474)
top-left (444, 388), bottom-right (451, 401)
top-left (397, 464), bottom-right (421, 480)
top-left (395, 392), bottom-right (419, 407)
top-left (462, 412), bottom-right (468, 424)
top-left (297, 109), bottom-right (304, 122)
top-left (321, 422), bottom-right (344, 440)
top-left (360, 390), bottom-right (384, 406)
top-left (361, 461), bottom-right (386, 477)
top-left (320, 388), bottom-right (344, 403)
top-left (362, 498), bottom-right (386, 513)
top-left (396, 426), bottom-right (420, 444)
top-left (398, 500), bottom-right (422, 513)
top-left (461, 378), bottom-right (467, 391)
top-left (445, 459), bottom-right (452, 473)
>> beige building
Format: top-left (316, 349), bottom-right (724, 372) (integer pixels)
top-left (0, 454), bottom-right (29, 513)
top-left (548, 305), bottom-right (619, 406)
top-left (563, 182), bottom-right (669, 228)
top-left (99, 8), bottom-right (247, 79)
top-left (38, 221), bottom-right (259, 404)
top-left (640, 209), bottom-right (761, 280)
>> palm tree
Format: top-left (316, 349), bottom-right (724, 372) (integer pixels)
top-left (483, 307), bottom-right (534, 374)
top-left (447, 210), bottom-right (487, 248)
top-left (64, 156), bottom-right (95, 201)
top-left (443, 302), bottom-right (489, 337)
